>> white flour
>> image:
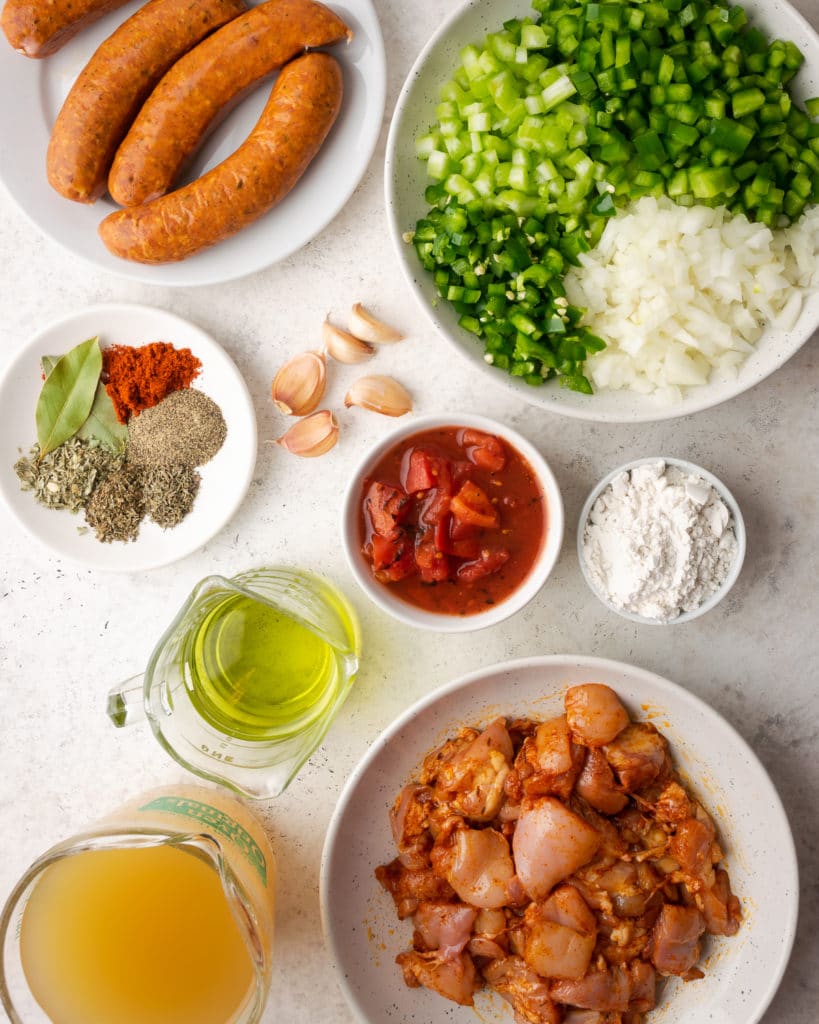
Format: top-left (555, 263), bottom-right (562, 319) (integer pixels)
top-left (582, 461), bottom-right (738, 622)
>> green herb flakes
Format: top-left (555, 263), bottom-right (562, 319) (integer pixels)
top-left (14, 438), bottom-right (123, 512)
top-left (142, 463), bottom-right (201, 529)
top-left (84, 467), bottom-right (145, 544)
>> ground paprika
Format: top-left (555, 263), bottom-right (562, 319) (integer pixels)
top-left (103, 342), bottom-right (202, 423)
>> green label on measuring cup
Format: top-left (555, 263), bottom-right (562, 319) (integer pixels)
top-left (139, 796), bottom-right (268, 885)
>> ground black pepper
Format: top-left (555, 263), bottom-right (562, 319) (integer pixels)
top-left (127, 389), bottom-right (227, 468)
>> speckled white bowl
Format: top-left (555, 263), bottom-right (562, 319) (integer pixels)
top-left (577, 457), bottom-right (747, 625)
top-left (320, 654), bottom-right (798, 1024)
top-left (340, 413), bottom-right (563, 632)
top-left (384, 0), bottom-right (819, 422)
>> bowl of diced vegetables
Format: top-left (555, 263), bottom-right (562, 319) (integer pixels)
top-left (385, 0), bottom-right (819, 422)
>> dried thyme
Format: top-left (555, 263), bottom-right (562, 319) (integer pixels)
top-left (142, 463), bottom-right (201, 529)
top-left (14, 438), bottom-right (122, 512)
top-left (84, 467), bottom-right (145, 543)
top-left (127, 389), bottom-right (227, 468)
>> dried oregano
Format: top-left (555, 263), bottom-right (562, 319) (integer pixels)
top-left (14, 438), bottom-right (122, 512)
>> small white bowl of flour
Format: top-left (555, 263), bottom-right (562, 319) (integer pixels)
top-left (578, 458), bottom-right (745, 624)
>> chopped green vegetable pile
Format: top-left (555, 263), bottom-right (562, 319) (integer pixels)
top-left (412, 0), bottom-right (819, 392)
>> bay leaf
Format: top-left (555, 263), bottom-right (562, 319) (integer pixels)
top-left (77, 383), bottom-right (128, 453)
top-left (42, 350), bottom-right (127, 453)
top-left (35, 336), bottom-right (102, 457)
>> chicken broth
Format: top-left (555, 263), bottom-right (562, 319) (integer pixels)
top-left (375, 684), bottom-right (741, 1023)
top-left (20, 844), bottom-right (255, 1024)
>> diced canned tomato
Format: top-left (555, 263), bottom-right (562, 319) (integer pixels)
top-left (419, 458), bottom-right (453, 525)
top-left (365, 481), bottom-right (410, 538)
top-left (403, 449), bottom-right (437, 492)
top-left (371, 531), bottom-right (416, 582)
top-left (457, 548), bottom-right (510, 582)
top-left (450, 480), bottom-right (500, 529)
top-left (436, 515), bottom-right (481, 559)
top-left (358, 425), bottom-right (545, 616)
top-left (415, 532), bottom-right (450, 582)
top-left (461, 429), bottom-right (506, 472)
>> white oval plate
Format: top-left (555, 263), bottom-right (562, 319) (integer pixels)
top-left (321, 655), bottom-right (798, 1024)
top-left (0, 0), bottom-right (385, 286)
top-left (385, 0), bottom-right (819, 422)
top-left (0, 303), bottom-right (257, 571)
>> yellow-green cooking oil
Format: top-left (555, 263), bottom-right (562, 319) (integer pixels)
top-left (184, 591), bottom-right (340, 741)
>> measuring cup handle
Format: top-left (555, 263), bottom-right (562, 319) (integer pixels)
top-left (106, 673), bottom-right (147, 728)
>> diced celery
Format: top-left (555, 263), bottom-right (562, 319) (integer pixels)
top-left (427, 151), bottom-right (450, 180)
top-left (468, 112), bottom-right (491, 132)
top-left (415, 135), bottom-right (437, 159)
top-left (521, 23), bottom-right (549, 49)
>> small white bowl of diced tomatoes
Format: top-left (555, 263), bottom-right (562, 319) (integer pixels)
top-left (340, 413), bottom-right (564, 631)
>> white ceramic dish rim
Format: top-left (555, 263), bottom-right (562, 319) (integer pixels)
top-left (383, 0), bottom-right (819, 423)
top-left (0, 302), bottom-right (257, 572)
top-left (340, 412), bottom-right (564, 632)
top-left (0, 0), bottom-right (386, 287)
top-left (576, 456), bottom-right (747, 625)
top-left (319, 653), bottom-right (799, 1024)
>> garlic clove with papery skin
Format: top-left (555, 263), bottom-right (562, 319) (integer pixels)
top-left (348, 303), bottom-right (404, 345)
top-left (275, 410), bottom-right (338, 457)
top-left (322, 319), bottom-right (375, 364)
top-left (271, 351), bottom-right (326, 416)
top-left (344, 375), bottom-right (412, 417)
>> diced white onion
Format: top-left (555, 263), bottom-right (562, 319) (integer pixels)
top-left (564, 197), bottom-right (819, 398)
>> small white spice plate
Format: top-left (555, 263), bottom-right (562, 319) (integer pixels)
top-left (321, 654), bottom-right (799, 1024)
top-left (0, 303), bottom-right (257, 571)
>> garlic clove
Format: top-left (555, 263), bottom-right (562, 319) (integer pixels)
top-left (322, 319), bottom-right (375, 364)
top-left (344, 375), bottom-right (412, 417)
top-left (348, 303), bottom-right (404, 345)
top-left (275, 410), bottom-right (338, 457)
top-left (271, 351), bottom-right (326, 416)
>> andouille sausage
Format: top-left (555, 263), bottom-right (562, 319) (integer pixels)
top-left (1, 0), bottom-right (131, 58)
top-left (98, 51), bottom-right (343, 264)
top-left (108, 0), bottom-right (351, 206)
top-left (46, 0), bottom-right (247, 203)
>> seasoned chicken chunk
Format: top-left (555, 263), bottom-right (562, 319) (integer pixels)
top-left (377, 688), bottom-right (741, 1023)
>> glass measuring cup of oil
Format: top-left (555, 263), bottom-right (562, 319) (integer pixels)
top-left (107, 568), bottom-right (360, 798)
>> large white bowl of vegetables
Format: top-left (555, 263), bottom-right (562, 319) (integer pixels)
top-left (386, 0), bottom-right (819, 422)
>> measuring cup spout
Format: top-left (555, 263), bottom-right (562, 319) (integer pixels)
top-left (106, 673), bottom-right (148, 728)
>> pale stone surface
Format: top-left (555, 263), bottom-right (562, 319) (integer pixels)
top-left (0, 1), bottom-right (818, 1022)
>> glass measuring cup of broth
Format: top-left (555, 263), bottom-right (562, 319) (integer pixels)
top-left (107, 568), bottom-right (360, 799)
top-left (0, 785), bottom-right (275, 1024)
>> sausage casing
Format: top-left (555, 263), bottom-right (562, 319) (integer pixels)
top-left (46, 0), bottom-right (247, 203)
top-left (1, 0), bottom-right (131, 58)
top-left (109, 0), bottom-right (351, 206)
top-left (98, 51), bottom-right (343, 264)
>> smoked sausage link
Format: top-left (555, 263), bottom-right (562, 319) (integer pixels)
top-left (109, 0), bottom-right (351, 206)
top-left (98, 51), bottom-right (343, 264)
top-left (1, 0), bottom-right (132, 58)
top-left (46, 0), bottom-right (247, 203)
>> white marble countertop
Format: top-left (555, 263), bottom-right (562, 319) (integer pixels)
top-left (1, 1), bottom-right (818, 1021)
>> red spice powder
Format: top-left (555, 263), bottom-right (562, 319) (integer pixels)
top-left (103, 342), bottom-right (202, 423)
